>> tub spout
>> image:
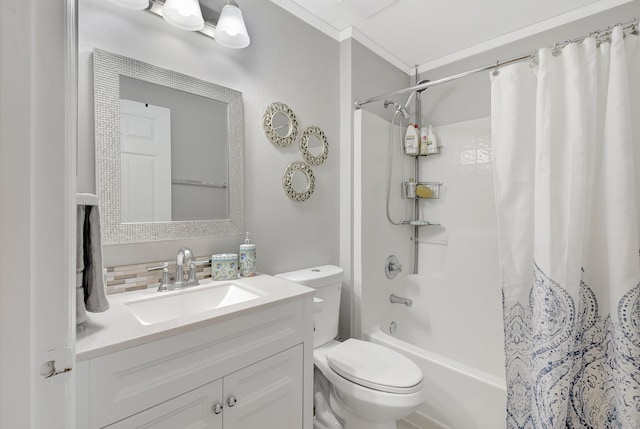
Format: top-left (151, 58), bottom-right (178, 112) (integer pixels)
top-left (390, 294), bottom-right (412, 307)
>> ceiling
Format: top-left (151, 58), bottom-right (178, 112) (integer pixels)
top-left (270, 0), bottom-right (636, 73)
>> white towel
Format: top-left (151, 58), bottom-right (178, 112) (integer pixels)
top-left (76, 204), bottom-right (109, 324)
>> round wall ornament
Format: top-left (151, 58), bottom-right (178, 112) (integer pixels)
top-left (299, 125), bottom-right (329, 166)
top-left (282, 161), bottom-right (315, 202)
top-left (262, 102), bottom-right (299, 147)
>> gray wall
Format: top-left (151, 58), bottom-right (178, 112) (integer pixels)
top-left (338, 38), bottom-right (409, 338)
top-left (351, 40), bottom-right (411, 120)
top-left (79, 0), bottom-right (340, 274)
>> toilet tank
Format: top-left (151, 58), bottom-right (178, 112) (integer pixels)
top-left (275, 265), bottom-right (343, 347)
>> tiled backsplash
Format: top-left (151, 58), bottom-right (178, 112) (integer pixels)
top-left (105, 256), bottom-right (212, 295)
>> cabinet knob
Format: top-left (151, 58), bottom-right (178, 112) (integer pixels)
top-left (227, 396), bottom-right (237, 407)
top-left (213, 403), bottom-right (223, 415)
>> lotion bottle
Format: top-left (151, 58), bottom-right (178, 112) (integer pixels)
top-left (239, 232), bottom-right (256, 277)
top-left (427, 125), bottom-right (438, 154)
top-left (419, 126), bottom-right (429, 155)
top-left (405, 124), bottom-right (419, 155)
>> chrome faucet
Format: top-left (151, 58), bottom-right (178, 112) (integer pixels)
top-left (175, 247), bottom-right (195, 285)
top-left (390, 294), bottom-right (412, 307)
top-left (147, 247), bottom-right (202, 292)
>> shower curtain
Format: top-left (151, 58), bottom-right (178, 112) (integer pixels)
top-left (491, 26), bottom-right (640, 428)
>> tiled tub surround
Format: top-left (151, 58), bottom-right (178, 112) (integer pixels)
top-left (105, 257), bottom-right (213, 294)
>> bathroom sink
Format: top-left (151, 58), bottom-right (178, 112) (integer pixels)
top-left (124, 283), bottom-right (263, 326)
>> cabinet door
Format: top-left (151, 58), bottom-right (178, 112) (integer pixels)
top-left (106, 378), bottom-right (223, 429)
top-left (224, 345), bottom-right (303, 429)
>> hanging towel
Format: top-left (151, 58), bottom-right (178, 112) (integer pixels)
top-left (76, 204), bottom-right (109, 323)
top-left (76, 206), bottom-right (88, 324)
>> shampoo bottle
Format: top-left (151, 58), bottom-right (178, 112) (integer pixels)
top-left (405, 124), bottom-right (419, 155)
top-left (239, 232), bottom-right (256, 277)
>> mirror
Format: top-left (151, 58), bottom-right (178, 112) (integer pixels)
top-left (282, 161), bottom-right (315, 202)
top-left (307, 135), bottom-right (324, 157)
top-left (291, 170), bottom-right (310, 193)
top-left (93, 49), bottom-right (243, 244)
top-left (262, 102), bottom-right (299, 147)
top-left (299, 126), bottom-right (329, 166)
top-left (272, 112), bottom-right (293, 138)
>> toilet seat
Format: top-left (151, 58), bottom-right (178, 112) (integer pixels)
top-left (326, 339), bottom-right (423, 394)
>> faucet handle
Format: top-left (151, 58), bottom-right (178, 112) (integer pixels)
top-left (384, 255), bottom-right (403, 279)
top-left (147, 262), bottom-right (169, 271)
top-left (147, 262), bottom-right (171, 291)
top-left (188, 262), bottom-right (200, 286)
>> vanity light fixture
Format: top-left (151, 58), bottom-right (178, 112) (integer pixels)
top-left (214, 1), bottom-right (251, 49)
top-left (110, 0), bottom-right (250, 49)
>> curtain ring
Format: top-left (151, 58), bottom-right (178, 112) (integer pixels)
top-left (529, 51), bottom-right (539, 68)
top-left (491, 60), bottom-right (500, 76)
top-left (552, 42), bottom-right (561, 56)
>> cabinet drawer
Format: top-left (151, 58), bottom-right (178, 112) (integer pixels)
top-left (90, 300), bottom-right (303, 429)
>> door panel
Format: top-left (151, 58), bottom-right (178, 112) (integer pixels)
top-left (223, 346), bottom-right (303, 429)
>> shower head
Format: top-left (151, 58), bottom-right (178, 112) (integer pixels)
top-left (383, 87), bottom-right (421, 120)
top-left (395, 90), bottom-right (418, 119)
top-left (383, 100), bottom-right (410, 119)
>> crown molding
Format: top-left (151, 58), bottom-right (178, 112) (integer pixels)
top-left (418, 0), bottom-right (636, 72)
top-left (340, 27), bottom-right (413, 75)
top-left (270, 0), bottom-right (412, 76)
top-left (270, 0), bottom-right (341, 40)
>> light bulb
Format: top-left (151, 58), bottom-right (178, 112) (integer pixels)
top-left (214, 1), bottom-right (250, 49)
top-left (162, 0), bottom-right (204, 31)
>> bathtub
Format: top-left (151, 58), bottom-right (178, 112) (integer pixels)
top-left (364, 327), bottom-right (507, 429)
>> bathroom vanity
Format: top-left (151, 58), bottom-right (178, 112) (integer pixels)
top-left (76, 274), bottom-right (314, 429)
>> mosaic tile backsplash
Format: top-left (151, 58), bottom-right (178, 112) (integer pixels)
top-left (105, 256), bottom-right (212, 295)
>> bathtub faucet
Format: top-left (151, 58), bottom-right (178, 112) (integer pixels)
top-left (390, 294), bottom-right (412, 307)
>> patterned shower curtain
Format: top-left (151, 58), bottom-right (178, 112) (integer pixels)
top-left (491, 26), bottom-right (640, 428)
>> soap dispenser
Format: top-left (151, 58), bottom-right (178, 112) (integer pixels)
top-left (239, 232), bottom-right (256, 277)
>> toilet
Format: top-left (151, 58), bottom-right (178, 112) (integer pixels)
top-left (276, 265), bottom-right (425, 429)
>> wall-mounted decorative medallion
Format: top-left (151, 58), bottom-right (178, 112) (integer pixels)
top-left (299, 125), bottom-right (329, 166)
top-left (262, 102), bottom-right (299, 147)
top-left (282, 161), bottom-right (315, 202)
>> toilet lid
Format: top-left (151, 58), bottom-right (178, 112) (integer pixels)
top-left (326, 339), bottom-right (423, 394)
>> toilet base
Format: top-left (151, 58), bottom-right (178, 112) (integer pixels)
top-left (329, 387), bottom-right (398, 429)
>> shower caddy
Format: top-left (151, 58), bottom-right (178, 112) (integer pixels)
top-left (403, 91), bottom-right (443, 274)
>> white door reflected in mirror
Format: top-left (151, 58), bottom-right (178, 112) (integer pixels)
top-left (120, 100), bottom-right (172, 223)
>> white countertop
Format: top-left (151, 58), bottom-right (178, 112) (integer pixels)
top-left (76, 273), bottom-right (314, 361)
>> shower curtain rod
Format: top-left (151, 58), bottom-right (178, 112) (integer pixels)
top-left (354, 18), bottom-right (638, 110)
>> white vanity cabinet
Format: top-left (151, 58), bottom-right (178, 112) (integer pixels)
top-left (76, 298), bottom-right (312, 429)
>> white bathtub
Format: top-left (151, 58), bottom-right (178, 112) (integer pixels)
top-left (364, 327), bottom-right (507, 429)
